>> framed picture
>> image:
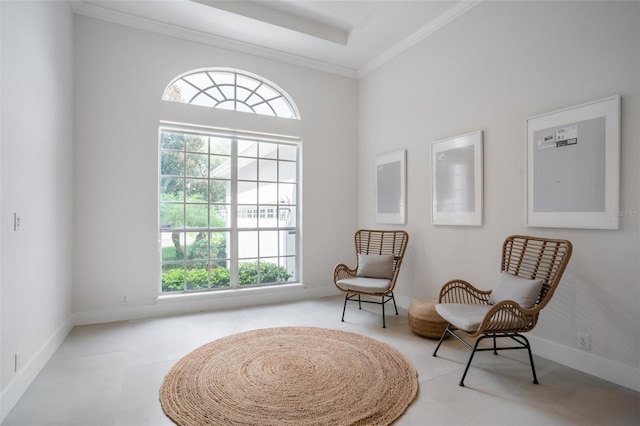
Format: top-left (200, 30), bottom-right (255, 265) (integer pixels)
top-left (526, 95), bottom-right (620, 229)
top-left (431, 131), bottom-right (483, 226)
top-left (375, 150), bottom-right (406, 224)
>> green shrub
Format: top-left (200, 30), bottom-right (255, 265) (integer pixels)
top-left (186, 268), bottom-right (208, 289)
top-left (162, 261), bottom-right (290, 292)
top-left (162, 268), bottom-right (186, 292)
top-left (187, 235), bottom-right (209, 261)
top-left (238, 261), bottom-right (291, 285)
top-left (210, 267), bottom-right (230, 287)
top-left (162, 245), bottom-right (181, 262)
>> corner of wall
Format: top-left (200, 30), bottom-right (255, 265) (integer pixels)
top-left (526, 336), bottom-right (639, 393)
top-left (0, 316), bottom-right (74, 423)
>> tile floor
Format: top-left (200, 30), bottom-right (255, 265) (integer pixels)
top-left (2, 296), bottom-right (639, 425)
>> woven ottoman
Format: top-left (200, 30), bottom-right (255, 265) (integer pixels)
top-left (408, 299), bottom-right (449, 339)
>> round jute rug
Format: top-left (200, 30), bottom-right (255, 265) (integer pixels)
top-left (159, 326), bottom-right (418, 426)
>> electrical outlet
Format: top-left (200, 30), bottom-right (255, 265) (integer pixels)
top-left (578, 333), bottom-right (591, 351)
top-left (122, 295), bottom-right (128, 304)
top-left (14, 213), bottom-right (21, 231)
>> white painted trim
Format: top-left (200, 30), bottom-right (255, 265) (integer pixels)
top-left (74, 284), bottom-right (339, 326)
top-left (3, 290), bottom-right (635, 424)
top-left (0, 286), bottom-right (337, 421)
top-left (358, 1), bottom-right (482, 78)
top-left (192, 0), bottom-right (349, 45)
top-left (68, 0), bottom-right (482, 80)
top-left (0, 317), bottom-right (74, 423)
top-left (69, 1), bottom-right (357, 79)
top-left (528, 335), bottom-right (640, 392)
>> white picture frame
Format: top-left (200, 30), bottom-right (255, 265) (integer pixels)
top-left (375, 150), bottom-right (406, 224)
top-left (431, 131), bottom-right (483, 226)
top-left (526, 95), bottom-right (620, 229)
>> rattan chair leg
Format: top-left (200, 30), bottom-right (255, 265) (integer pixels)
top-left (459, 336), bottom-right (486, 387)
top-left (342, 293), bottom-right (398, 328)
top-left (391, 293), bottom-right (398, 315)
top-left (341, 294), bottom-right (348, 322)
top-left (521, 334), bottom-right (539, 384)
top-left (454, 333), bottom-right (540, 386)
top-left (433, 323), bottom-right (453, 356)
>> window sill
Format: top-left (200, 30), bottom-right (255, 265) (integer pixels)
top-left (156, 282), bottom-right (306, 305)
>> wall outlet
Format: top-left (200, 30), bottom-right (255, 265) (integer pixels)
top-left (122, 295), bottom-right (128, 305)
top-left (14, 213), bottom-right (21, 231)
top-left (578, 333), bottom-right (591, 351)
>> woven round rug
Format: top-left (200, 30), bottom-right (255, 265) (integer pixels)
top-left (159, 326), bottom-right (418, 426)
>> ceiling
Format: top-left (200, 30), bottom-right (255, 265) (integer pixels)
top-left (71, 0), bottom-right (480, 78)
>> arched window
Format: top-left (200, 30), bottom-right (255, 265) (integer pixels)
top-left (159, 69), bottom-right (301, 295)
top-left (162, 68), bottom-right (299, 119)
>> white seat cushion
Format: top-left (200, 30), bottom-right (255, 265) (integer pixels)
top-left (435, 303), bottom-right (493, 332)
top-left (336, 277), bottom-right (392, 293)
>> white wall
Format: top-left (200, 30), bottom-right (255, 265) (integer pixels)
top-left (2, 3), bottom-right (637, 420)
top-left (72, 16), bottom-right (358, 322)
top-left (359, 1), bottom-right (640, 391)
top-left (0, 0), bottom-right (75, 419)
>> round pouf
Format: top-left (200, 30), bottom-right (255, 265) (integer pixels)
top-left (408, 299), bottom-right (449, 339)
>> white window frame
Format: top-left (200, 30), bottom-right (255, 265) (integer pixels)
top-left (162, 68), bottom-right (300, 120)
top-left (158, 123), bottom-right (301, 294)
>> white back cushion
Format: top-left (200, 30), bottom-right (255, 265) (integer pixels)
top-left (357, 254), bottom-right (394, 279)
top-left (488, 271), bottom-right (543, 308)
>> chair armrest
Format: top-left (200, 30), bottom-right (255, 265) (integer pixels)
top-left (474, 300), bottom-right (539, 336)
top-left (333, 263), bottom-right (356, 283)
top-left (438, 279), bottom-right (491, 304)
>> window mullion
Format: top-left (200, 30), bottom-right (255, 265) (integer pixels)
top-left (233, 72), bottom-right (237, 112)
top-left (230, 138), bottom-right (239, 288)
top-left (276, 151), bottom-right (281, 277)
top-left (207, 141), bottom-right (212, 290)
top-left (182, 143), bottom-right (188, 292)
top-left (256, 149), bottom-right (261, 285)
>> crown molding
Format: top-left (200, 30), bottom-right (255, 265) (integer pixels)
top-left (192, 0), bottom-right (349, 45)
top-left (69, 1), bottom-right (358, 79)
top-left (69, 0), bottom-right (480, 80)
top-left (358, 1), bottom-right (482, 78)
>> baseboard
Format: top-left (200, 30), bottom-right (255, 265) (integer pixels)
top-left (528, 335), bottom-right (640, 392)
top-left (0, 316), bottom-right (74, 423)
top-left (73, 284), bottom-right (339, 325)
top-left (1, 285), bottom-right (337, 421)
top-left (396, 296), bottom-right (640, 393)
top-left (3, 291), bottom-right (635, 424)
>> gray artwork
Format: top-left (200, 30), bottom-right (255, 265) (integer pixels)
top-left (435, 145), bottom-right (475, 213)
top-left (377, 161), bottom-right (401, 214)
top-left (533, 117), bottom-right (606, 212)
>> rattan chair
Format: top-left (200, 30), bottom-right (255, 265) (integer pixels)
top-left (433, 235), bottom-right (572, 386)
top-left (334, 229), bottom-right (409, 328)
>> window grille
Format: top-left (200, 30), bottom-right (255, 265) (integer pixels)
top-left (159, 126), bottom-right (299, 293)
top-left (163, 68), bottom-right (299, 119)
